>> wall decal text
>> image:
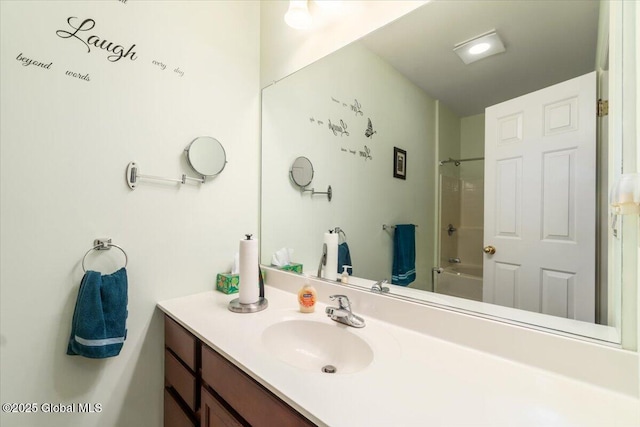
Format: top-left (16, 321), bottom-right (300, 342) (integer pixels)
top-left (350, 99), bottom-right (363, 116)
top-left (328, 119), bottom-right (349, 137)
top-left (56, 17), bottom-right (138, 63)
top-left (16, 52), bottom-right (52, 69)
top-left (65, 70), bottom-right (90, 81)
top-left (359, 145), bottom-right (373, 161)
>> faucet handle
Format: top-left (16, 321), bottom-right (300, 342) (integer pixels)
top-left (329, 294), bottom-right (351, 310)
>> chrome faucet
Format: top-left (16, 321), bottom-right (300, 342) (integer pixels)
top-left (371, 279), bottom-right (390, 293)
top-left (325, 295), bottom-right (365, 328)
top-left (448, 257), bottom-right (461, 264)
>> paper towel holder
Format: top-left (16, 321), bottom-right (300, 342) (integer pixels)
top-left (229, 239), bottom-right (268, 313)
top-left (228, 297), bottom-right (268, 313)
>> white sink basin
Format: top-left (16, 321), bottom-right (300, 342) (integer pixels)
top-left (261, 320), bottom-right (374, 374)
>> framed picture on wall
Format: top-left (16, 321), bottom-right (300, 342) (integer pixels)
top-left (393, 147), bottom-right (406, 180)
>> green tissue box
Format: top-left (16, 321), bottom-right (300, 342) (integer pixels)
top-left (216, 273), bottom-right (239, 294)
top-left (215, 271), bottom-right (267, 294)
top-left (278, 263), bottom-right (303, 274)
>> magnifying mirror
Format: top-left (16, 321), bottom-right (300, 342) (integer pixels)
top-left (185, 136), bottom-right (227, 177)
top-left (290, 156), bottom-right (314, 188)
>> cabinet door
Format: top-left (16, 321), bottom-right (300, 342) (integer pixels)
top-left (165, 316), bottom-right (197, 371)
top-left (165, 349), bottom-right (197, 411)
top-left (165, 389), bottom-right (196, 427)
top-left (202, 346), bottom-right (315, 427)
top-left (201, 386), bottom-right (242, 427)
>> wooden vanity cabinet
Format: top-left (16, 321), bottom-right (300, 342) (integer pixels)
top-left (164, 316), bottom-right (199, 427)
top-left (164, 315), bottom-right (316, 427)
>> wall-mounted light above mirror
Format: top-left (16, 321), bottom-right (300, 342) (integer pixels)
top-left (126, 136), bottom-right (227, 190)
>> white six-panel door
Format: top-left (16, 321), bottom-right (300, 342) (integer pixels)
top-left (483, 72), bottom-right (596, 322)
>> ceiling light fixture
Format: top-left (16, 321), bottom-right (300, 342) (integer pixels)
top-left (468, 42), bottom-right (490, 55)
top-left (285, 1), bottom-right (312, 30)
top-left (453, 31), bottom-right (505, 65)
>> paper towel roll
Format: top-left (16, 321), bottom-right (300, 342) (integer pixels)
top-left (323, 232), bottom-right (339, 281)
top-left (239, 236), bottom-right (259, 304)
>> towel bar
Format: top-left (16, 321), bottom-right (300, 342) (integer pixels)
top-left (82, 238), bottom-right (128, 272)
top-left (383, 224), bottom-right (418, 231)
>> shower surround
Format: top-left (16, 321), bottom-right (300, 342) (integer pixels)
top-left (438, 171), bottom-right (484, 301)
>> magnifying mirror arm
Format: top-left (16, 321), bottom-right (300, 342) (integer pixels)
top-left (302, 185), bottom-right (333, 201)
top-left (126, 161), bottom-right (205, 190)
top-left (183, 174), bottom-right (206, 184)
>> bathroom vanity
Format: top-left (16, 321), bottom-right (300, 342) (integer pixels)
top-left (158, 269), bottom-right (640, 427)
top-left (164, 315), bottom-right (314, 426)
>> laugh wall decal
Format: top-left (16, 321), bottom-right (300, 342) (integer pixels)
top-left (56, 17), bottom-right (138, 63)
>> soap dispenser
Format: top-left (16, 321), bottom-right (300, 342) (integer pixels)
top-left (341, 265), bottom-right (351, 284)
top-left (298, 276), bottom-right (317, 313)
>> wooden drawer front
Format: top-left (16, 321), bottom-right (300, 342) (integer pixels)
top-left (201, 346), bottom-right (315, 427)
top-left (200, 386), bottom-right (242, 427)
top-left (165, 316), bottom-right (197, 370)
top-left (165, 349), bottom-right (197, 411)
top-left (164, 389), bottom-right (196, 427)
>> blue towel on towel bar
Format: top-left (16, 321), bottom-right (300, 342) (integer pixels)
top-left (337, 242), bottom-right (353, 275)
top-left (392, 224), bottom-right (416, 286)
top-left (67, 268), bottom-right (128, 358)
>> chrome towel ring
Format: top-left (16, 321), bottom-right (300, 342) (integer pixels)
top-left (82, 238), bottom-right (128, 272)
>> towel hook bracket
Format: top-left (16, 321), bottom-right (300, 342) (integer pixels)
top-left (94, 238), bottom-right (112, 250)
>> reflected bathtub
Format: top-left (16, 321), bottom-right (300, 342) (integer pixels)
top-left (436, 264), bottom-right (483, 302)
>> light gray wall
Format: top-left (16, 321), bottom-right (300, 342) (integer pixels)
top-left (0, 2), bottom-right (259, 426)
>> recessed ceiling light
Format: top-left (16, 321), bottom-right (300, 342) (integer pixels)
top-left (469, 42), bottom-right (491, 55)
top-left (453, 31), bottom-right (506, 65)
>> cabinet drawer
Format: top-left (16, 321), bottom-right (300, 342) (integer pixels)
top-left (201, 346), bottom-right (315, 427)
top-left (165, 316), bottom-right (197, 371)
top-left (200, 386), bottom-right (242, 427)
top-left (164, 389), bottom-right (196, 427)
top-left (165, 349), bottom-right (197, 411)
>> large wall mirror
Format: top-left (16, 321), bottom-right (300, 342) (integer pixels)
top-left (261, 1), bottom-right (627, 344)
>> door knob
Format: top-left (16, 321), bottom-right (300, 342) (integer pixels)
top-left (483, 245), bottom-right (496, 254)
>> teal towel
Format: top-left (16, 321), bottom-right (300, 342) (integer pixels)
top-left (337, 242), bottom-right (353, 275)
top-left (67, 268), bottom-right (128, 358)
top-left (391, 224), bottom-right (416, 286)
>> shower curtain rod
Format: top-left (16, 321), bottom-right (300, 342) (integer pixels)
top-left (438, 156), bottom-right (484, 166)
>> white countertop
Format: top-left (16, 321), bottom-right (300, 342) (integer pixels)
top-left (158, 286), bottom-right (640, 426)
